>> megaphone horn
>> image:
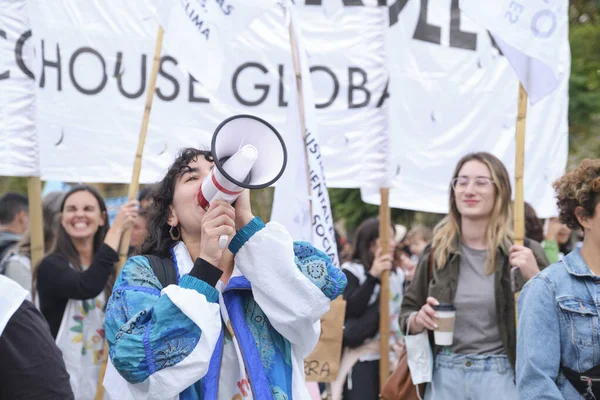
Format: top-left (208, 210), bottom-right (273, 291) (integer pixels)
top-left (197, 114), bottom-right (288, 248)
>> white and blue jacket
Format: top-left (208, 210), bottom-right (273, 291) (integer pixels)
top-left (103, 217), bottom-right (347, 400)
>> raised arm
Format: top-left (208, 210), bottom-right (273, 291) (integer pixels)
top-left (37, 244), bottom-right (118, 300)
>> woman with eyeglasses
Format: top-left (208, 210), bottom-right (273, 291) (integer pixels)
top-left (399, 152), bottom-right (548, 399)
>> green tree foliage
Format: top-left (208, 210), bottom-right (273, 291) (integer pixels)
top-left (568, 1), bottom-right (600, 168)
top-left (328, 188), bottom-right (444, 233)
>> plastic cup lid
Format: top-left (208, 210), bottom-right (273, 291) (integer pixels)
top-left (433, 303), bottom-right (456, 311)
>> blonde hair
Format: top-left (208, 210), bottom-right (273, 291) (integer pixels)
top-left (431, 152), bottom-right (514, 274)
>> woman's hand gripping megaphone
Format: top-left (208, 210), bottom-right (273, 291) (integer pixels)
top-left (198, 144), bottom-right (258, 248)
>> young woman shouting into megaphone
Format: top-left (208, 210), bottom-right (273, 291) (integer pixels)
top-left (103, 148), bottom-right (347, 400)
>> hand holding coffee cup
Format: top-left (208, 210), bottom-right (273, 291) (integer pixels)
top-left (411, 297), bottom-right (440, 334)
top-left (432, 303), bottom-right (456, 346)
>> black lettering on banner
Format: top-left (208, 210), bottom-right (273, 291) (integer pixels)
top-left (189, 75), bottom-right (210, 103)
top-left (306, 128), bottom-right (337, 264)
top-left (115, 52), bottom-right (146, 99)
top-left (310, 66), bottom-right (338, 109)
top-left (313, 214), bottom-right (321, 226)
top-left (215, 0), bottom-right (233, 16)
top-left (388, 0), bottom-right (410, 27)
top-left (69, 47), bottom-right (107, 95)
top-left (315, 223), bottom-right (325, 237)
top-left (232, 62), bottom-right (269, 106)
top-left (306, 130), bottom-right (326, 179)
top-left (376, 79), bottom-right (389, 108)
top-left (15, 30), bottom-right (34, 79)
top-left (322, 236), bottom-right (332, 253)
top-left (191, 14), bottom-right (205, 31)
top-left (183, 0), bottom-right (211, 40)
top-left (278, 64), bottom-right (288, 107)
top-left (0, 30), bottom-right (8, 80)
top-left (156, 55), bottom-right (180, 101)
top-left (413, 0), bottom-right (441, 45)
top-left (40, 40), bottom-right (62, 91)
top-left (348, 67), bottom-right (370, 109)
top-left (449, 0), bottom-right (477, 51)
top-left (306, 134), bottom-right (320, 155)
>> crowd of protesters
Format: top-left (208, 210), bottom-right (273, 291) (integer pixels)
top-left (0, 152), bottom-right (598, 400)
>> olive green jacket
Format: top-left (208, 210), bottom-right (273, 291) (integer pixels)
top-left (399, 237), bottom-right (549, 369)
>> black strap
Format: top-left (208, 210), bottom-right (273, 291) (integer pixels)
top-left (145, 255), bottom-right (178, 288)
top-left (562, 365), bottom-right (600, 399)
top-left (428, 247), bottom-right (435, 282)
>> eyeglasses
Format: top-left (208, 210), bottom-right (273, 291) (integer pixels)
top-left (451, 176), bottom-right (495, 192)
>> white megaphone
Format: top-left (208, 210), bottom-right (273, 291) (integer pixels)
top-left (197, 114), bottom-right (287, 248)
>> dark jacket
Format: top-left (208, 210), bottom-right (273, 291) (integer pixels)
top-left (0, 300), bottom-right (74, 400)
top-left (399, 237), bottom-right (549, 368)
top-left (37, 244), bottom-right (119, 337)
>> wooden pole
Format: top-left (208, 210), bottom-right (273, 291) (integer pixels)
top-left (94, 26), bottom-right (164, 400)
top-left (27, 177), bottom-right (44, 268)
top-left (378, 188), bottom-right (391, 390)
top-left (513, 82), bottom-right (528, 328)
top-left (288, 22), bottom-right (313, 217)
top-left (514, 82), bottom-right (528, 247)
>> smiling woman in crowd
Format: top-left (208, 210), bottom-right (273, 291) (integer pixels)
top-left (400, 152), bottom-right (547, 400)
top-left (35, 185), bottom-right (137, 400)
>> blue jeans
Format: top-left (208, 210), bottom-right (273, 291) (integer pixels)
top-left (424, 350), bottom-right (518, 400)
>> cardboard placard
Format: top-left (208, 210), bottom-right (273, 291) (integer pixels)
top-left (304, 298), bottom-right (346, 383)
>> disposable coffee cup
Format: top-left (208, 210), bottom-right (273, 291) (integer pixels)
top-left (433, 303), bottom-right (456, 346)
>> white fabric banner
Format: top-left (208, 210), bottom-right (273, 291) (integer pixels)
top-left (460, 0), bottom-right (570, 104)
top-left (3, 1), bottom-right (568, 218)
top-left (271, 5), bottom-right (339, 267)
top-left (0, 0), bottom-right (39, 177)
top-left (22, 0), bottom-right (387, 185)
top-left (149, 0), bottom-right (278, 91)
top-left (361, 0), bottom-right (569, 218)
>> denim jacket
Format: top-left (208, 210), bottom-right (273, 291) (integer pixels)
top-left (516, 248), bottom-right (600, 399)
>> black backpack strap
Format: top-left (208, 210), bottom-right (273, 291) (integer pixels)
top-left (144, 254), bottom-right (178, 288)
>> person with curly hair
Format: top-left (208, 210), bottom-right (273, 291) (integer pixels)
top-left (517, 159), bottom-right (600, 399)
top-left (103, 148), bottom-right (347, 399)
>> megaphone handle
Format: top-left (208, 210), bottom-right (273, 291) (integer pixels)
top-left (219, 234), bottom-right (229, 249)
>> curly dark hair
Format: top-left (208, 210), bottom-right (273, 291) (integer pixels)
top-left (140, 148), bottom-right (213, 257)
top-left (553, 159), bottom-right (600, 231)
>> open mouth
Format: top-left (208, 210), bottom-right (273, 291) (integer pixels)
top-left (72, 221), bottom-right (90, 230)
